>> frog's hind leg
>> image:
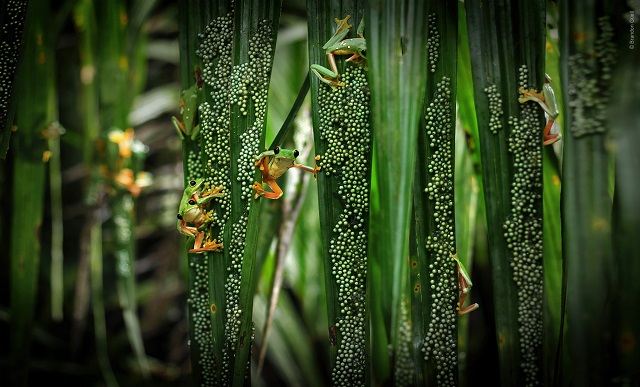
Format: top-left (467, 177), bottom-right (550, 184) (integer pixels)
top-left (457, 272), bottom-right (479, 316)
top-left (188, 230), bottom-right (206, 252)
top-left (253, 178), bottom-right (283, 200)
top-left (543, 119), bottom-right (560, 146)
top-left (263, 179), bottom-right (283, 200)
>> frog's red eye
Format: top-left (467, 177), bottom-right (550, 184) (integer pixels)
top-left (177, 214), bottom-right (183, 220)
top-left (293, 150), bottom-right (299, 158)
top-left (274, 146), bottom-right (280, 154)
top-left (188, 199), bottom-right (196, 205)
top-left (189, 180), bottom-right (196, 186)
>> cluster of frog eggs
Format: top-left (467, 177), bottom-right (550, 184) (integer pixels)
top-left (187, 255), bottom-right (217, 386)
top-left (233, 20), bottom-right (273, 202)
top-left (421, 76), bottom-right (458, 386)
top-left (505, 66), bottom-right (543, 386)
top-left (185, 148), bottom-right (202, 180)
top-left (226, 22), bottom-right (274, 320)
top-left (222, 215), bottom-right (250, 381)
top-left (189, 15), bottom-right (235, 386)
top-left (317, 65), bottom-right (370, 386)
top-left (196, 14), bottom-right (235, 236)
top-left (595, 17), bottom-right (616, 81)
top-left (568, 16), bottom-right (616, 138)
top-left (394, 298), bottom-right (415, 386)
top-left (484, 84), bottom-right (503, 134)
top-left (427, 13), bottom-right (439, 73)
top-left (317, 66), bottom-right (371, 175)
top-left (0, 0), bottom-right (28, 126)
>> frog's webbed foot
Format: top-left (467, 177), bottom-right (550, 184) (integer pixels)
top-left (333, 15), bottom-right (352, 37)
top-left (457, 300), bottom-right (480, 316)
top-left (518, 87), bottom-right (545, 105)
top-left (314, 155), bottom-right (321, 179)
top-left (252, 182), bottom-right (266, 199)
top-left (202, 184), bottom-right (225, 198)
top-left (189, 237), bottom-right (223, 253)
top-left (316, 75), bottom-right (345, 90)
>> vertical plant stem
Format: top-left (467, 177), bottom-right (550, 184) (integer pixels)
top-left (47, 122), bottom-right (65, 321)
top-left (466, 0), bottom-right (547, 385)
top-left (9, 2), bottom-right (53, 384)
top-left (90, 215), bottom-right (119, 387)
top-left (412, 1), bottom-right (459, 385)
top-left (177, 1), bottom-right (217, 384)
top-left (560, 2), bottom-right (622, 384)
top-left (366, 1), bottom-right (428, 385)
top-left (71, 0), bottom-right (100, 353)
top-left (540, 7), bottom-right (566, 385)
top-left (455, 14), bottom-right (484, 382)
top-left (193, 1), bottom-right (281, 384)
top-left (611, 29), bottom-right (640, 383)
top-left (228, 3), bottom-right (281, 385)
top-left (308, 2), bottom-right (371, 386)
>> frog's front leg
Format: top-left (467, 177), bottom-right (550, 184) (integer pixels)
top-left (518, 78), bottom-right (561, 146)
top-left (172, 116), bottom-right (187, 141)
top-left (177, 219), bottom-right (198, 238)
top-left (293, 156), bottom-right (322, 179)
top-left (172, 117), bottom-right (201, 141)
top-left (311, 53), bottom-right (345, 89)
top-left (195, 184), bottom-right (224, 206)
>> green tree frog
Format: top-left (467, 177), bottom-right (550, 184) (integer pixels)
top-left (518, 74), bottom-right (561, 146)
top-left (177, 179), bottom-right (224, 253)
top-left (172, 84), bottom-right (203, 141)
top-left (451, 253), bottom-right (479, 316)
top-left (252, 146), bottom-right (321, 200)
top-left (310, 15), bottom-right (366, 89)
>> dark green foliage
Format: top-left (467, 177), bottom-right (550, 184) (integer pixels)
top-left (560, 2), bottom-right (634, 385)
top-left (465, 0), bottom-right (546, 385)
top-left (9, 2), bottom-right (53, 384)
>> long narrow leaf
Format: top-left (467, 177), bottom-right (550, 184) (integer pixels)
top-left (611, 32), bottom-right (640, 383)
top-left (559, 2), bottom-right (623, 384)
top-left (366, 1), bottom-right (428, 385)
top-left (9, 3), bottom-right (53, 384)
top-left (307, 3), bottom-right (371, 386)
top-left (466, 0), bottom-right (547, 385)
top-left (412, 1), bottom-right (460, 385)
